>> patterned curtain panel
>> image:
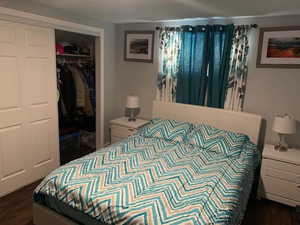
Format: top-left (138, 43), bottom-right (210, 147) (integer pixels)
top-left (224, 25), bottom-right (252, 111)
top-left (156, 29), bottom-right (181, 102)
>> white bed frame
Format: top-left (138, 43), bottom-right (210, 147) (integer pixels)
top-left (152, 101), bottom-right (263, 146)
top-left (33, 101), bottom-right (263, 225)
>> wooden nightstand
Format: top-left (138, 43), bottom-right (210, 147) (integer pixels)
top-left (109, 117), bottom-right (149, 144)
top-left (258, 144), bottom-right (300, 207)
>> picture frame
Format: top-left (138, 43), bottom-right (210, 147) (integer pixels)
top-left (257, 26), bottom-right (300, 68)
top-left (124, 31), bottom-right (154, 63)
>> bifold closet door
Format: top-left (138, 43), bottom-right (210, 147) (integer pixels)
top-left (0, 20), bottom-right (59, 197)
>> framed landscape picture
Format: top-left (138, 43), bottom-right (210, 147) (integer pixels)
top-left (257, 27), bottom-right (300, 68)
top-left (124, 31), bottom-right (154, 63)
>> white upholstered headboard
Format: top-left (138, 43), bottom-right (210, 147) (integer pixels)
top-left (152, 101), bottom-right (262, 146)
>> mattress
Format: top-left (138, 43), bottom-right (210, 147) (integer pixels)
top-left (34, 134), bottom-right (259, 225)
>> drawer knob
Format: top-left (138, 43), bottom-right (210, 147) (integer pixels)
top-left (128, 128), bottom-right (135, 131)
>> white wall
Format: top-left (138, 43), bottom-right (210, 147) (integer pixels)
top-left (0, 1), bottom-right (119, 143)
top-left (244, 16), bottom-right (300, 148)
top-left (115, 23), bottom-right (158, 119)
top-left (115, 15), bottom-right (300, 147)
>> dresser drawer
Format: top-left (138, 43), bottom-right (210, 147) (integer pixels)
top-left (262, 158), bottom-right (300, 174)
top-left (110, 125), bottom-right (137, 138)
top-left (261, 175), bottom-right (300, 201)
top-left (261, 167), bottom-right (300, 183)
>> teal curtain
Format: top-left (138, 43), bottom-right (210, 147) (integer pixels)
top-left (176, 25), bottom-right (209, 105)
top-left (207, 24), bottom-right (234, 108)
top-left (156, 24), bottom-right (237, 108)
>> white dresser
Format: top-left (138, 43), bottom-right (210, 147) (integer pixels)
top-left (109, 117), bottom-right (149, 144)
top-left (259, 144), bottom-right (300, 207)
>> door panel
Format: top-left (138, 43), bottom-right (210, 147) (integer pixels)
top-left (0, 21), bottom-right (28, 195)
top-left (30, 119), bottom-right (51, 166)
top-left (0, 25), bottom-right (15, 42)
top-left (0, 58), bottom-right (20, 109)
top-left (28, 118), bottom-right (59, 180)
top-left (0, 21), bottom-right (17, 57)
top-left (25, 59), bottom-right (50, 105)
top-left (0, 21), bottom-right (59, 197)
top-left (0, 21), bottom-right (20, 112)
top-left (23, 25), bottom-right (59, 183)
top-left (0, 109), bottom-right (22, 129)
top-left (25, 26), bottom-right (50, 58)
top-left (29, 104), bottom-right (51, 122)
top-left (0, 125), bottom-right (25, 179)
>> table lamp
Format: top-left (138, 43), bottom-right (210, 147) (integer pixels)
top-left (272, 114), bottom-right (296, 151)
top-left (125, 96), bottom-right (140, 122)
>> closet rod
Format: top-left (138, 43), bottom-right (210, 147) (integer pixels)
top-left (56, 54), bottom-right (92, 58)
top-left (155, 24), bottom-right (258, 30)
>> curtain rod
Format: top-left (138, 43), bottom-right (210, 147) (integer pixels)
top-left (155, 24), bottom-right (258, 30)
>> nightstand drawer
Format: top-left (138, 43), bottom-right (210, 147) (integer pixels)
top-left (262, 158), bottom-right (300, 174)
top-left (111, 125), bottom-right (136, 138)
top-left (111, 136), bottom-right (124, 144)
top-left (262, 167), bottom-right (300, 183)
top-left (261, 176), bottom-right (300, 201)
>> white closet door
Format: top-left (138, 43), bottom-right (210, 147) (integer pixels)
top-left (23, 24), bottom-right (59, 183)
top-left (0, 21), bottom-right (59, 196)
top-left (0, 20), bottom-right (28, 196)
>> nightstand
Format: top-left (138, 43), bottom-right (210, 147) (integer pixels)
top-left (259, 144), bottom-right (300, 207)
top-left (109, 117), bottom-right (149, 144)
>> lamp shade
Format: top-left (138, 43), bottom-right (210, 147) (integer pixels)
top-left (272, 115), bottom-right (296, 134)
top-left (126, 96), bottom-right (139, 108)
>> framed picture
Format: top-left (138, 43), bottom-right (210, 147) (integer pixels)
top-left (256, 27), bottom-right (300, 68)
top-left (257, 27), bottom-right (300, 68)
top-left (124, 31), bottom-right (154, 63)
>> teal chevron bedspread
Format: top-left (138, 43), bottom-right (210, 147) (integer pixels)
top-left (34, 134), bottom-right (259, 225)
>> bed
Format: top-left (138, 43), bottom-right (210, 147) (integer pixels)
top-left (33, 101), bottom-right (263, 225)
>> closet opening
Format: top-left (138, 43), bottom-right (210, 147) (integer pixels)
top-left (55, 30), bottom-right (97, 165)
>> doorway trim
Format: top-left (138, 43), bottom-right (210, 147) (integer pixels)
top-left (0, 7), bottom-right (105, 148)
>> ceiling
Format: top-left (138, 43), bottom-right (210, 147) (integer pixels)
top-left (2, 0), bottom-right (300, 23)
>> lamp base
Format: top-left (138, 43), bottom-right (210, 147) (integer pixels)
top-left (128, 117), bottom-right (136, 122)
top-left (125, 107), bottom-right (139, 122)
top-left (274, 144), bottom-right (288, 152)
top-left (128, 109), bottom-right (137, 122)
top-left (274, 133), bottom-right (288, 151)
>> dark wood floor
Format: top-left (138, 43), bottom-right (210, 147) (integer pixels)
top-left (0, 181), bottom-right (297, 225)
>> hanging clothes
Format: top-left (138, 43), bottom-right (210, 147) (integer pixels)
top-left (68, 64), bottom-right (94, 116)
top-left (68, 65), bottom-right (87, 109)
top-left (56, 58), bottom-right (95, 133)
top-left (57, 64), bottom-right (77, 128)
top-left (77, 66), bottom-right (94, 116)
top-left (59, 65), bottom-right (77, 118)
top-left (55, 30), bottom-right (96, 165)
top-left (81, 65), bottom-right (96, 109)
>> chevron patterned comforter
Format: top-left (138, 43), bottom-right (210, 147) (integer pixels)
top-left (34, 134), bottom-right (259, 225)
